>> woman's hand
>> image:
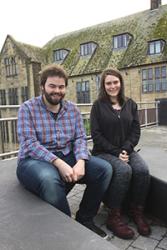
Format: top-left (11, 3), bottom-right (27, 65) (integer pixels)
top-left (119, 150), bottom-right (129, 163)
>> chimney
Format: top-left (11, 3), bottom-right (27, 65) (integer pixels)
top-left (151, 0), bottom-right (161, 10)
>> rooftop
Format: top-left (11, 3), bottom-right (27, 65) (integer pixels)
top-left (43, 5), bottom-right (167, 75)
top-left (1, 126), bottom-right (167, 249)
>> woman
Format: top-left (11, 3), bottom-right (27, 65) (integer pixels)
top-left (90, 68), bottom-right (151, 239)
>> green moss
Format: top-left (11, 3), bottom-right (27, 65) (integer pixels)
top-left (153, 14), bottom-right (167, 56)
top-left (43, 5), bottom-right (167, 74)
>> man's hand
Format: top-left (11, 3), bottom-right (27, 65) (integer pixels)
top-left (72, 159), bottom-right (85, 182)
top-left (119, 150), bottom-right (129, 163)
top-left (53, 158), bottom-right (74, 182)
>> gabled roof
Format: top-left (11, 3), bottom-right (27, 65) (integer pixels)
top-left (43, 4), bottom-right (167, 75)
top-left (1, 35), bottom-right (44, 63)
top-left (15, 40), bottom-right (43, 63)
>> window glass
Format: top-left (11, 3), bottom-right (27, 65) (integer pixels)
top-left (80, 42), bottom-right (97, 56)
top-left (142, 66), bottom-right (167, 93)
top-left (76, 81), bottom-right (90, 103)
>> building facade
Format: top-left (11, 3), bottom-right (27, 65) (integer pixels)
top-left (0, 0), bottom-right (167, 154)
top-left (1, 0), bottom-right (167, 109)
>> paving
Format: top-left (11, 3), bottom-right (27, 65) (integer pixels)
top-left (67, 125), bottom-right (167, 250)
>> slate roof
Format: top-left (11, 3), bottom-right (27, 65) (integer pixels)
top-left (2, 5), bottom-right (167, 75)
top-left (43, 4), bottom-right (167, 75)
top-left (2, 35), bottom-right (44, 63)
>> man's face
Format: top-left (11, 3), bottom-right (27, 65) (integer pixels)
top-left (42, 76), bottom-right (66, 105)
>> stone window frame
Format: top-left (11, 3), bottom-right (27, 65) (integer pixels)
top-left (76, 80), bottom-right (90, 103)
top-left (95, 75), bottom-right (101, 93)
top-left (113, 33), bottom-right (132, 49)
top-left (148, 40), bottom-right (165, 55)
top-left (80, 42), bottom-right (97, 57)
top-left (4, 56), bottom-right (18, 77)
top-left (155, 66), bottom-right (167, 92)
top-left (8, 88), bottom-right (18, 105)
top-left (0, 89), bottom-right (6, 105)
top-left (142, 66), bottom-right (167, 93)
top-left (142, 68), bottom-right (154, 93)
top-left (21, 86), bottom-right (29, 102)
top-left (53, 49), bottom-right (69, 63)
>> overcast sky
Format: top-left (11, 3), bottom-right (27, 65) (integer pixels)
top-left (1, 0), bottom-right (167, 50)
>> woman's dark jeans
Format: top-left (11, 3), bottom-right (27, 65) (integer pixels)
top-left (98, 151), bottom-right (150, 208)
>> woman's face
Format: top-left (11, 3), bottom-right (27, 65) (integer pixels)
top-left (104, 74), bottom-right (121, 98)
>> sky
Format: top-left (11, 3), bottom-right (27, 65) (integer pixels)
top-left (1, 0), bottom-right (167, 50)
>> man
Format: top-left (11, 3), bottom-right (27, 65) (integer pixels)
top-left (17, 65), bottom-right (112, 238)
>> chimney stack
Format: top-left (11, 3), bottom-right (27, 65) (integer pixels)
top-left (151, 0), bottom-right (161, 10)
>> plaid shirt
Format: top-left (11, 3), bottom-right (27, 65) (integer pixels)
top-left (17, 96), bottom-right (89, 163)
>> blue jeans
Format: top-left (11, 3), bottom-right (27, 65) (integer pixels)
top-left (17, 152), bottom-right (112, 222)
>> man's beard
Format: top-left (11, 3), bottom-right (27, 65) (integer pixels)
top-left (43, 89), bottom-right (65, 105)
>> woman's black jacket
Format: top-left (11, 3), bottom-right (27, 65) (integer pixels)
top-left (90, 98), bottom-right (140, 157)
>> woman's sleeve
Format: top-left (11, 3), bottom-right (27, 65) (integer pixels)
top-left (122, 102), bottom-right (140, 154)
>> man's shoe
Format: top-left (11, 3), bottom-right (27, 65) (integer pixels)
top-left (76, 218), bottom-right (108, 238)
top-left (107, 208), bottom-right (134, 239)
top-left (130, 205), bottom-right (151, 236)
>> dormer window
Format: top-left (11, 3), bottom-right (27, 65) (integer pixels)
top-left (148, 40), bottom-right (165, 55)
top-left (113, 33), bottom-right (131, 49)
top-left (53, 49), bottom-right (69, 62)
top-left (80, 42), bottom-right (97, 56)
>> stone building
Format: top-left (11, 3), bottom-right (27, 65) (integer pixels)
top-left (0, 36), bottom-right (46, 153)
top-left (42, 0), bottom-right (167, 105)
top-left (0, 0), bottom-right (167, 154)
top-left (0, 0), bottom-right (167, 109)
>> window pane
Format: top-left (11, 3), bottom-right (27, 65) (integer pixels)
top-left (155, 41), bottom-right (161, 53)
top-left (95, 75), bottom-right (100, 91)
top-left (162, 66), bottom-right (166, 78)
top-left (82, 82), bottom-right (86, 91)
top-left (54, 50), bottom-right (68, 61)
top-left (92, 43), bottom-right (96, 51)
top-left (155, 80), bottom-right (161, 91)
top-left (85, 81), bottom-right (89, 91)
top-left (148, 68), bottom-right (153, 79)
top-left (83, 45), bottom-right (86, 55)
top-left (148, 83), bottom-right (153, 92)
top-left (142, 69), bottom-right (147, 80)
top-left (76, 81), bottom-right (90, 103)
top-left (155, 67), bottom-right (160, 79)
top-left (76, 82), bottom-right (81, 92)
top-left (80, 43), bottom-right (96, 56)
top-left (118, 36), bottom-right (122, 48)
top-left (113, 37), bottom-right (118, 49)
top-left (88, 43), bottom-right (91, 54)
top-left (162, 80), bottom-right (167, 90)
top-left (142, 83), bottom-right (148, 93)
top-left (149, 43), bottom-right (154, 54)
top-left (123, 34), bottom-right (127, 47)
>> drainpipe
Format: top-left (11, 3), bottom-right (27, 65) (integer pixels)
top-left (150, 0), bottom-right (161, 10)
